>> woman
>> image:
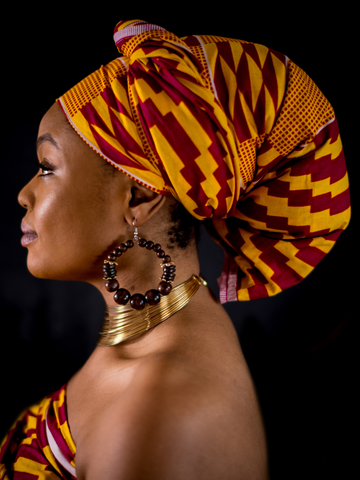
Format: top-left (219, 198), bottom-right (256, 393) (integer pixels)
top-left (0, 19), bottom-right (350, 479)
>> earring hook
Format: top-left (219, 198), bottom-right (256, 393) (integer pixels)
top-left (132, 218), bottom-right (139, 243)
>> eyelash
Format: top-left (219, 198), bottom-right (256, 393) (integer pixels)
top-left (34, 160), bottom-right (53, 176)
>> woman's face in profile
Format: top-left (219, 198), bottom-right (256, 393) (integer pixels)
top-left (18, 103), bottom-right (127, 282)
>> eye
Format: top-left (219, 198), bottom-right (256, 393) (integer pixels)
top-left (33, 160), bottom-right (53, 176)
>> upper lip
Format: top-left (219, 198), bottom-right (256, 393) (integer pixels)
top-left (21, 219), bottom-right (37, 235)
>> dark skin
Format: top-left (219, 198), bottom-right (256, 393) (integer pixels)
top-left (18, 103), bottom-right (269, 480)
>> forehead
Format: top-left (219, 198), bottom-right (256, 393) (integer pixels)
top-left (37, 103), bottom-right (87, 158)
top-left (37, 102), bottom-right (113, 175)
top-left (38, 103), bottom-right (74, 138)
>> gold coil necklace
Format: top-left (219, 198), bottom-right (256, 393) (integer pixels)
top-left (98, 274), bottom-right (206, 346)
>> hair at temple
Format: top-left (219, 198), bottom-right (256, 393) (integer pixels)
top-left (167, 200), bottom-right (201, 250)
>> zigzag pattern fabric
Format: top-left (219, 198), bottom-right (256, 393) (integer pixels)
top-left (0, 385), bottom-right (76, 479)
top-left (58, 20), bottom-right (350, 301)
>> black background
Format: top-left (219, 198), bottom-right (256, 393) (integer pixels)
top-left (0, 5), bottom-right (357, 479)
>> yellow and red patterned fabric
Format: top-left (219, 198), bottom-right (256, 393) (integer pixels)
top-left (57, 20), bottom-right (351, 301)
top-left (0, 385), bottom-right (76, 479)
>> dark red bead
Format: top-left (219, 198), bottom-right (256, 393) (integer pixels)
top-left (105, 279), bottom-right (119, 292)
top-left (130, 294), bottom-right (146, 310)
top-left (158, 281), bottom-right (172, 296)
top-left (125, 240), bottom-right (134, 248)
top-left (145, 289), bottom-right (161, 305)
top-left (156, 250), bottom-right (165, 258)
top-left (114, 248), bottom-right (123, 256)
top-left (107, 254), bottom-right (117, 261)
top-left (163, 255), bottom-right (171, 263)
top-left (119, 243), bottom-right (128, 252)
top-left (114, 288), bottom-right (130, 305)
top-left (138, 238), bottom-right (147, 247)
top-left (145, 241), bottom-right (154, 250)
top-left (153, 244), bottom-right (162, 252)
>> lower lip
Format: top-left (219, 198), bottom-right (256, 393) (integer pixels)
top-left (21, 233), bottom-right (38, 247)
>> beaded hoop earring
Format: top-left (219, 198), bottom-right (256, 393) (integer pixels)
top-left (103, 221), bottom-right (176, 310)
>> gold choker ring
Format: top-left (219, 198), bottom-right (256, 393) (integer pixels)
top-left (98, 274), bottom-right (207, 346)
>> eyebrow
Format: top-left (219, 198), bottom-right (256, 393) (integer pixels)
top-left (36, 133), bottom-right (60, 150)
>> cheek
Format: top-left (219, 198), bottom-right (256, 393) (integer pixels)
top-left (25, 189), bottom-right (73, 277)
top-left (26, 185), bottom-right (122, 280)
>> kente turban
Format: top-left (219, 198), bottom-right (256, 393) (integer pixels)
top-left (57, 19), bottom-right (351, 302)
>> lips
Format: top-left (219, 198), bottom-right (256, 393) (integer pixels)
top-left (21, 219), bottom-right (38, 246)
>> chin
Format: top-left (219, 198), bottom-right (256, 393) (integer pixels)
top-left (26, 255), bottom-right (96, 283)
top-left (26, 255), bottom-right (66, 281)
top-left (27, 261), bottom-right (56, 280)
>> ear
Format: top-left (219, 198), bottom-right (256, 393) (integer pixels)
top-left (124, 180), bottom-right (166, 227)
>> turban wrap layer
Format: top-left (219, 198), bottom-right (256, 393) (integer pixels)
top-left (57, 19), bottom-right (351, 302)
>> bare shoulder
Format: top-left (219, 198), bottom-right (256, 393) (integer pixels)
top-left (77, 352), bottom-right (268, 480)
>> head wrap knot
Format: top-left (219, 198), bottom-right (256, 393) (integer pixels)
top-left (112, 19), bottom-right (241, 220)
top-left (57, 20), bottom-right (350, 301)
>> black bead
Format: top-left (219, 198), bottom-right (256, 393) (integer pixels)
top-left (103, 271), bottom-right (116, 277)
top-left (125, 240), bottom-right (134, 248)
top-left (145, 289), bottom-right (161, 305)
top-left (104, 263), bottom-right (115, 268)
top-left (104, 266), bottom-right (116, 273)
top-left (105, 279), bottom-right (120, 292)
top-left (114, 248), bottom-right (123, 256)
top-left (162, 274), bottom-right (175, 281)
top-left (163, 266), bottom-right (176, 273)
top-left (114, 288), bottom-right (130, 305)
top-left (163, 271), bottom-right (176, 277)
top-left (107, 254), bottom-right (117, 261)
top-left (130, 294), bottom-right (146, 310)
top-left (104, 273), bottom-right (116, 279)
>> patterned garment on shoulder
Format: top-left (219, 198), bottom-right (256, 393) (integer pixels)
top-left (0, 385), bottom-right (77, 479)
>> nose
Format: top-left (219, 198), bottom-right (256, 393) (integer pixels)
top-left (18, 177), bottom-right (36, 210)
